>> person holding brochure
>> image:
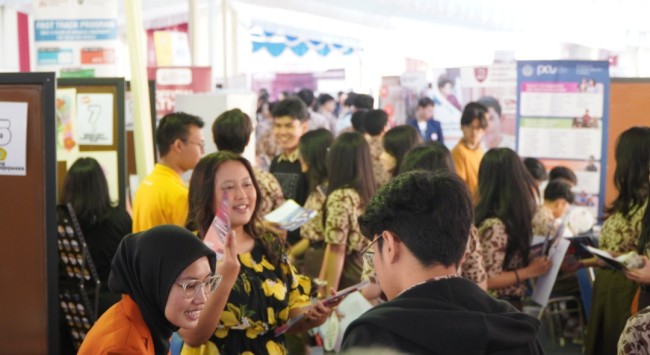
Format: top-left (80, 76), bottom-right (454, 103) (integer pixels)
top-left (181, 152), bottom-right (333, 355)
top-left (619, 194), bottom-right (650, 353)
top-left (319, 132), bottom-right (377, 293)
top-left (342, 170), bottom-right (544, 354)
top-left (475, 148), bottom-right (551, 310)
top-left (585, 126), bottom-right (650, 355)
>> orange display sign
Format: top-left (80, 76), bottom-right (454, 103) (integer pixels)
top-left (80, 48), bottom-right (115, 64)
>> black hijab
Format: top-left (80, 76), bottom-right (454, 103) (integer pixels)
top-left (108, 225), bottom-right (216, 355)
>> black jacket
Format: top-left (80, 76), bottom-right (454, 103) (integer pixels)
top-left (342, 277), bottom-right (544, 355)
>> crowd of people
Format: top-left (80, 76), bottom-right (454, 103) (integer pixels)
top-left (61, 87), bottom-right (650, 355)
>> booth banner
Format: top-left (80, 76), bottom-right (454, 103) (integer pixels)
top-left (147, 67), bottom-right (213, 120)
top-left (0, 102), bottom-right (28, 176)
top-left (432, 63), bottom-right (517, 150)
top-left (33, 0), bottom-right (118, 77)
top-left (516, 60), bottom-right (609, 218)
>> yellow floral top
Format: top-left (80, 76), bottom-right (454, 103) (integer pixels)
top-left (181, 235), bottom-right (312, 355)
top-left (599, 201), bottom-right (648, 255)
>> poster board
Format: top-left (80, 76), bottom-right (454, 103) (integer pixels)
top-left (0, 72), bottom-right (58, 353)
top-left (56, 78), bottom-right (126, 210)
top-left (606, 79), bottom-right (650, 207)
top-left (516, 61), bottom-right (609, 220)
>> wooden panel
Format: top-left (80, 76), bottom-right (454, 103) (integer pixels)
top-left (0, 78), bottom-right (56, 354)
top-left (605, 79), bottom-right (650, 208)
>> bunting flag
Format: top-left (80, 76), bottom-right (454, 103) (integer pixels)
top-left (251, 28), bottom-right (359, 57)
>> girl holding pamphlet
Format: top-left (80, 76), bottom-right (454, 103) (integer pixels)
top-left (180, 151), bottom-right (333, 355)
top-left (475, 148), bottom-right (552, 310)
top-left (585, 126), bottom-right (650, 355)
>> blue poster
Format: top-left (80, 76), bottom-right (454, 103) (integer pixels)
top-left (516, 60), bottom-right (609, 219)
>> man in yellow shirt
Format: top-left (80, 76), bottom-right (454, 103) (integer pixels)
top-left (132, 112), bottom-right (205, 232)
top-left (451, 102), bottom-right (488, 200)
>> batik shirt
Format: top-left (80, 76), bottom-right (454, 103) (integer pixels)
top-left (532, 204), bottom-right (556, 238)
top-left (599, 201), bottom-right (648, 255)
top-left (324, 188), bottom-right (369, 254)
top-left (365, 136), bottom-right (391, 187)
top-left (460, 225), bottom-right (488, 285)
top-left (300, 185), bottom-right (327, 242)
top-left (478, 218), bottom-right (526, 298)
top-left (618, 305), bottom-right (650, 355)
top-left (253, 168), bottom-right (285, 217)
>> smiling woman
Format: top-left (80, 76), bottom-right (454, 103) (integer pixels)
top-left (78, 225), bottom-right (217, 355)
top-left (181, 151), bottom-right (333, 354)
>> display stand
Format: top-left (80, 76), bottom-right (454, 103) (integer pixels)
top-left (0, 72), bottom-right (57, 353)
top-left (56, 203), bottom-right (102, 350)
top-left (56, 78), bottom-right (127, 210)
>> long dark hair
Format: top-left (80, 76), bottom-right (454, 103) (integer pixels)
top-left (299, 128), bottom-right (333, 193)
top-left (475, 148), bottom-right (537, 266)
top-left (326, 132), bottom-right (377, 206)
top-left (187, 152), bottom-right (283, 275)
top-left (382, 125), bottom-right (421, 176)
top-left (607, 126), bottom-right (650, 217)
top-left (61, 157), bottom-right (113, 228)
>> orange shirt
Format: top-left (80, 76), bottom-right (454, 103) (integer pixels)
top-left (451, 141), bottom-right (484, 200)
top-left (78, 295), bottom-right (155, 355)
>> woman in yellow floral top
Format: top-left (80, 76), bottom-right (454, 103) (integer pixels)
top-left (585, 126), bottom-right (650, 355)
top-left (180, 152), bottom-right (333, 354)
top-left (475, 148), bottom-right (552, 310)
top-left (289, 129), bottom-right (333, 279)
top-left (319, 132), bottom-right (377, 292)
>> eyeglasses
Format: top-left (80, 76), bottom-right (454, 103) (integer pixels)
top-left (182, 139), bottom-right (205, 150)
top-left (361, 234), bottom-right (382, 269)
top-left (176, 274), bottom-right (222, 299)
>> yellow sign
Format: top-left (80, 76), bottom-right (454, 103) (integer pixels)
top-left (0, 147), bottom-right (6, 161)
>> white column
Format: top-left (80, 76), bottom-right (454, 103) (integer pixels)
top-left (124, 0), bottom-right (155, 179)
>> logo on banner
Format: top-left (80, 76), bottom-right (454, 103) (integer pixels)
top-left (474, 67), bottom-right (489, 83)
top-left (537, 65), bottom-right (558, 76)
top-left (522, 65), bottom-right (534, 77)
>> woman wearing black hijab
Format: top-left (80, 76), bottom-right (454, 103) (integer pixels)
top-left (78, 225), bottom-right (222, 355)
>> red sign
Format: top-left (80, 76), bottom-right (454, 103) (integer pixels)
top-left (147, 67), bottom-right (212, 118)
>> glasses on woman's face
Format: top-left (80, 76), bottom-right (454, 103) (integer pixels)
top-left (176, 274), bottom-right (222, 299)
top-left (361, 234), bottom-right (382, 269)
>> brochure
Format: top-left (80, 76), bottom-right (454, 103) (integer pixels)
top-left (264, 199), bottom-right (317, 232)
top-left (203, 191), bottom-right (230, 259)
top-left (274, 280), bottom-right (370, 337)
top-left (582, 245), bottom-right (628, 271)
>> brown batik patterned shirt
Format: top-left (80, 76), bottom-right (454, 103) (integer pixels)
top-left (460, 225), bottom-right (488, 285)
top-left (618, 305), bottom-right (650, 355)
top-left (599, 201), bottom-right (648, 255)
top-left (253, 167), bottom-right (285, 217)
top-left (478, 217), bottom-right (526, 298)
top-left (365, 135), bottom-right (391, 187)
top-left (324, 188), bottom-right (368, 254)
top-left (532, 204), bottom-right (556, 237)
top-left (300, 186), bottom-right (327, 242)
